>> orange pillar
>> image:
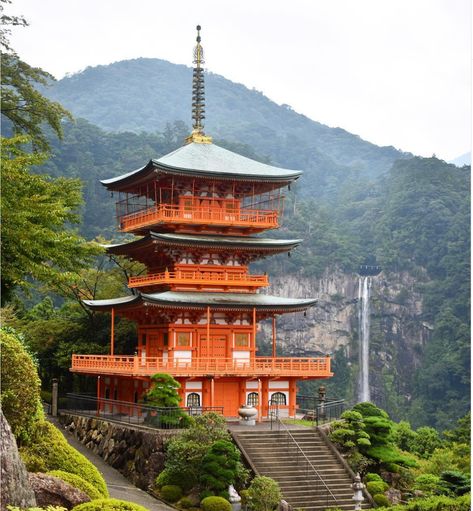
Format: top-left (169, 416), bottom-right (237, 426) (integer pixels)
top-left (257, 378), bottom-right (262, 423)
top-left (96, 375), bottom-right (101, 416)
top-left (289, 378), bottom-right (297, 418)
top-left (262, 378), bottom-right (269, 418)
top-left (207, 306), bottom-right (211, 358)
top-left (110, 307), bottom-right (115, 356)
top-left (272, 316), bottom-right (276, 358)
top-left (210, 378), bottom-right (215, 410)
top-left (252, 307), bottom-right (257, 353)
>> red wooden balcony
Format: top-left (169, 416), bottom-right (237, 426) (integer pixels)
top-left (71, 354), bottom-right (332, 379)
top-left (128, 268), bottom-right (269, 290)
top-left (118, 203), bottom-right (279, 233)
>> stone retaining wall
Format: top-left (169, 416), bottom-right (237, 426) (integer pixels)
top-left (60, 414), bottom-right (179, 490)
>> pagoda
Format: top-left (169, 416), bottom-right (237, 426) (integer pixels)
top-left (71, 26), bottom-right (332, 418)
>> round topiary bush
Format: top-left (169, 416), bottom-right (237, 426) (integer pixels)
top-left (201, 496), bottom-right (232, 511)
top-left (364, 473), bottom-right (383, 483)
top-left (177, 496), bottom-right (193, 509)
top-left (373, 494), bottom-right (390, 507)
top-left (0, 327), bottom-right (43, 443)
top-left (48, 470), bottom-right (103, 500)
top-left (366, 480), bottom-right (389, 495)
top-left (160, 485), bottom-right (183, 503)
top-left (154, 469), bottom-right (182, 489)
top-left (72, 498), bottom-right (149, 511)
top-left (247, 476), bottom-right (282, 511)
top-left (20, 420), bottom-right (108, 498)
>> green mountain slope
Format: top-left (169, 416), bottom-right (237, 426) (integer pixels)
top-left (42, 58), bottom-right (409, 197)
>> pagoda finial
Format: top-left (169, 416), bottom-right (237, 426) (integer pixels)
top-left (186, 25), bottom-right (212, 144)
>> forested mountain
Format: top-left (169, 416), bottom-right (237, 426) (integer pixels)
top-left (7, 57), bottom-right (468, 430)
top-left (41, 58), bottom-right (409, 198)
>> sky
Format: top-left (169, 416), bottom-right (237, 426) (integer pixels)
top-left (8, 0), bottom-right (471, 161)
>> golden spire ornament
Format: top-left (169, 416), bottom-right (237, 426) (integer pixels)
top-left (186, 25), bottom-right (212, 144)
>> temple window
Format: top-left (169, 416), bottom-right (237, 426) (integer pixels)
top-left (270, 392), bottom-right (287, 405)
top-left (187, 392), bottom-right (201, 407)
top-left (177, 332), bottom-right (191, 346)
top-left (235, 333), bottom-right (250, 347)
top-left (247, 392), bottom-right (258, 406)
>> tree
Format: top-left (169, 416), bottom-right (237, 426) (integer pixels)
top-left (199, 440), bottom-right (241, 497)
top-left (1, 1), bottom-right (72, 151)
top-left (0, 136), bottom-right (101, 304)
top-left (246, 476), bottom-right (282, 511)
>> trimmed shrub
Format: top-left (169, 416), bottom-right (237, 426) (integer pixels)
top-left (439, 471), bottom-right (470, 496)
top-left (364, 473), bottom-right (383, 483)
top-left (199, 440), bottom-right (241, 495)
top-left (160, 485), bottom-right (183, 503)
top-left (154, 469), bottom-right (182, 489)
top-left (47, 470), bottom-right (103, 500)
top-left (413, 474), bottom-right (446, 496)
top-left (177, 497), bottom-right (193, 509)
top-left (373, 494), bottom-right (390, 507)
top-left (20, 420), bottom-right (108, 498)
top-left (375, 494), bottom-right (471, 511)
top-left (247, 476), bottom-right (282, 511)
top-left (201, 496), bottom-right (232, 511)
top-left (72, 499), bottom-right (149, 511)
top-left (0, 327), bottom-right (43, 443)
top-left (366, 480), bottom-right (389, 495)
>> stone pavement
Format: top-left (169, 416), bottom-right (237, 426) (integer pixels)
top-left (49, 418), bottom-right (174, 511)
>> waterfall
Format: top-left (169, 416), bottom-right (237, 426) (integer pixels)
top-left (358, 276), bottom-right (372, 402)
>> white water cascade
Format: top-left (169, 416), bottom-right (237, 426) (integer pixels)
top-left (358, 276), bottom-right (372, 402)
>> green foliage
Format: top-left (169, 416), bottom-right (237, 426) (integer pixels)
top-left (366, 480), bottom-right (389, 495)
top-left (443, 413), bottom-right (470, 445)
top-left (199, 440), bottom-right (240, 495)
top-left (1, 135), bottom-right (100, 303)
top-left (8, 508), bottom-right (67, 511)
top-left (1, 53), bottom-right (72, 152)
top-left (375, 494), bottom-right (471, 511)
top-left (415, 446), bottom-right (470, 476)
top-left (393, 422), bottom-right (418, 452)
top-left (439, 471), bottom-right (470, 496)
top-left (410, 428), bottom-right (443, 459)
top-left (364, 473), bottom-right (384, 483)
top-left (329, 410), bottom-right (370, 452)
top-left (413, 474), bottom-right (446, 496)
top-left (366, 446), bottom-right (417, 467)
top-left (176, 497), bottom-right (193, 509)
top-left (200, 497), bottom-right (232, 511)
top-left (71, 499), bottom-right (149, 511)
top-left (154, 469), bottom-right (182, 489)
top-left (47, 470), bottom-right (103, 500)
top-left (20, 420), bottom-right (108, 498)
top-left (160, 485), bottom-right (183, 503)
top-left (373, 494), bottom-right (391, 507)
top-left (353, 402), bottom-right (389, 419)
top-left (246, 476), bottom-right (282, 511)
top-left (179, 412), bottom-right (230, 444)
top-left (0, 326), bottom-right (42, 442)
top-left (164, 440), bottom-right (208, 491)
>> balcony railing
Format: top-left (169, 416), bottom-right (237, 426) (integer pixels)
top-left (128, 269), bottom-right (269, 289)
top-left (118, 203), bottom-right (279, 232)
top-left (71, 355), bottom-right (332, 379)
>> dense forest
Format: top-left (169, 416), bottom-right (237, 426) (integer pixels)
top-left (2, 58), bottom-right (470, 431)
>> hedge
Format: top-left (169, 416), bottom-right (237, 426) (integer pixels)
top-left (200, 497), bottom-right (232, 511)
top-left (72, 499), bottom-right (149, 511)
top-left (47, 470), bottom-right (103, 500)
top-left (20, 420), bottom-right (108, 498)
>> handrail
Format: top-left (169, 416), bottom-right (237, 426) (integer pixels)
top-left (274, 416), bottom-right (338, 507)
top-left (71, 355), bottom-right (332, 378)
top-left (128, 269), bottom-right (269, 288)
top-left (118, 203), bottom-right (279, 231)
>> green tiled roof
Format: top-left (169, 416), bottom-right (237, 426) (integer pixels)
top-left (105, 232), bottom-right (302, 253)
top-left (101, 142), bottom-right (302, 187)
top-left (83, 291), bottom-right (316, 312)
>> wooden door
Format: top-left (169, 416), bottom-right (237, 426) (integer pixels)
top-left (200, 334), bottom-right (227, 358)
top-left (214, 380), bottom-right (239, 416)
top-left (148, 332), bottom-right (159, 358)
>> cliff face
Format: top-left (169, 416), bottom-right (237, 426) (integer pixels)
top-left (259, 269), bottom-right (431, 416)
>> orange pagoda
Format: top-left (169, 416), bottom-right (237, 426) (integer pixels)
top-left (71, 26), bottom-right (332, 418)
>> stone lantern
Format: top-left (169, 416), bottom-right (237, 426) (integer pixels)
top-left (352, 473), bottom-right (365, 511)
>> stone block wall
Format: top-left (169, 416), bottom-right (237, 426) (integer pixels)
top-left (60, 414), bottom-right (179, 490)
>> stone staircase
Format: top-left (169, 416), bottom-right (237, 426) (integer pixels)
top-left (233, 428), bottom-right (371, 511)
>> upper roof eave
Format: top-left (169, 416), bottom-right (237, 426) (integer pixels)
top-left (100, 142), bottom-right (302, 191)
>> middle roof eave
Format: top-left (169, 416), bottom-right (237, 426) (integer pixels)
top-left (105, 232), bottom-right (303, 255)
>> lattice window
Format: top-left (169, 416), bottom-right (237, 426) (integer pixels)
top-left (270, 392), bottom-right (287, 405)
top-left (247, 392), bottom-right (259, 406)
top-left (187, 392), bottom-right (201, 407)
